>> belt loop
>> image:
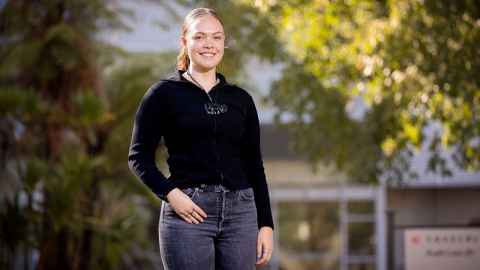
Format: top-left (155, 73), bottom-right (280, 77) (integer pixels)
top-left (219, 184), bottom-right (229, 192)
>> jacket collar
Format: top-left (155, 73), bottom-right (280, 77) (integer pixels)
top-left (165, 69), bottom-right (228, 87)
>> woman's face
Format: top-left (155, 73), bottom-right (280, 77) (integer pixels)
top-left (183, 15), bottom-right (225, 72)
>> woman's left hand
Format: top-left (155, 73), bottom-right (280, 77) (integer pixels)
top-left (255, 226), bottom-right (274, 267)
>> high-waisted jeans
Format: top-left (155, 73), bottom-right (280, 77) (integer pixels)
top-left (159, 184), bottom-right (258, 270)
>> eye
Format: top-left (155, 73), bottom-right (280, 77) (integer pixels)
top-left (214, 36), bottom-right (223, 40)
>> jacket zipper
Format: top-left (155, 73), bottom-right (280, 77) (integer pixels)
top-left (205, 91), bottom-right (225, 186)
top-left (202, 88), bottom-right (225, 186)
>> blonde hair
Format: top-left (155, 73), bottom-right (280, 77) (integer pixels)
top-left (176, 8), bottom-right (224, 71)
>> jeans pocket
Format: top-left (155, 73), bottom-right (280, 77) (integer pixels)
top-left (238, 188), bottom-right (254, 201)
top-left (182, 187), bottom-right (198, 200)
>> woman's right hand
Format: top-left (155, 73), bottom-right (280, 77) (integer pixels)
top-left (166, 188), bottom-right (208, 224)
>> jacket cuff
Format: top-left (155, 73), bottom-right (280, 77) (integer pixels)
top-left (258, 216), bottom-right (275, 231)
top-left (157, 182), bottom-right (177, 203)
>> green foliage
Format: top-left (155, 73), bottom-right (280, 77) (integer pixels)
top-left (252, 0), bottom-right (480, 182)
top-left (0, 87), bottom-right (46, 117)
top-left (0, 1), bottom-right (173, 269)
top-left (269, 62), bottom-right (382, 182)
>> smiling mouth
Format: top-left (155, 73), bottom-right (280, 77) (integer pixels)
top-left (200, 52), bottom-right (216, 57)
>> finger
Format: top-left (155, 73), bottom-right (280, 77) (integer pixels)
top-left (179, 213), bottom-right (193, 224)
top-left (265, 250), bottom-right (272, 263)
top-left (184, 210), bottom-right (203, 224)
top-left (193, 204), bottom-right (208, 218)
top-left (256, 248), bottom-right (268, 264)
top-left (256, 256), bottom-right (267, 266)
top-left (179, 212), bottom-right (197, 224)
top-left (257, 238), bottom-right (263, 261)
top-left (192, 206), bottom-right (204, 222)
top-left (191, 211), bottom-right (204, 223)
top-left (256, 250), bottom-right (271, 266)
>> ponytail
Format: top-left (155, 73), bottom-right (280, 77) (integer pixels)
top-left (177, 45), bottom-right (190, 71)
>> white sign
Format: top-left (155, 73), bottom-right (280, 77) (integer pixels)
top-left (405, 228), bottom-right (480, 270)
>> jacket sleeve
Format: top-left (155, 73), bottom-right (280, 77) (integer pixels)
top-left (241, 93), bottom-right (275, 230)
top-left (128, 83), bottom-right (177, 202)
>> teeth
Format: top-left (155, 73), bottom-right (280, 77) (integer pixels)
top-left (201, 53), bottom-right (215, 56)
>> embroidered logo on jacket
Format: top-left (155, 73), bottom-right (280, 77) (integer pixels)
top-left (204, 103), bottom-right (228, 115)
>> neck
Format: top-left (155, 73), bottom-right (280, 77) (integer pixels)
top-left (187, 65), bottom-right (217, 91)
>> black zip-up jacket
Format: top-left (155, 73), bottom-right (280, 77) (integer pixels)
top-left (128, 70), bottom-right (274, 230)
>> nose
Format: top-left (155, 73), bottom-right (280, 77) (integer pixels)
top-left (203, 40), bottom-right (213, 49)
top-left (203, 36), bottom-right (215, 48)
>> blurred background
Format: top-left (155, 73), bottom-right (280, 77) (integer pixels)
top-left (1, 0), bottom-right (479, 269)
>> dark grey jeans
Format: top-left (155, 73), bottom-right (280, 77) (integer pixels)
top-left (159, 184), bottom-right (258, 270)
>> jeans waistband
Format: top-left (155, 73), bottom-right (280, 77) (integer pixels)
top-left (197, 184), bottom-right (231, 192)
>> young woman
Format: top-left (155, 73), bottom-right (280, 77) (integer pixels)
top-left (128, 7), bottom-right (274, 269)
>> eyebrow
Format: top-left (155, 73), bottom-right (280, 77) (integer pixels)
top-left (193, 31), bottom-right (224, 35)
